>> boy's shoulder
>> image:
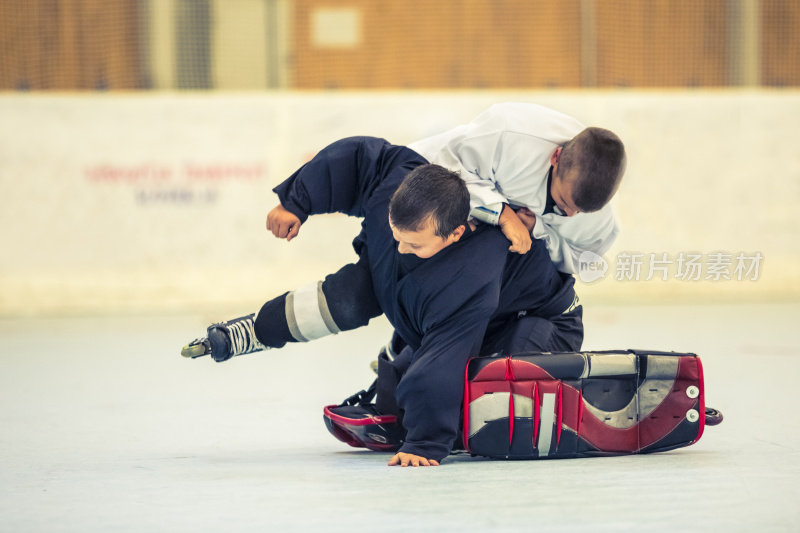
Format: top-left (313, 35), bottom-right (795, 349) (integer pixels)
top-left (409, 224), bottom-right (508, 288)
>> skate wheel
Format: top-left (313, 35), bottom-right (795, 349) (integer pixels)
top-left (181, 339), bottom-right (210, 359)
top-left (704, 407), bottom-right (724, 426)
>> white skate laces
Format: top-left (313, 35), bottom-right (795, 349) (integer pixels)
top-left (223, 313), bottom-right (266, 356)
top-left (181, 313), bottom-right (266, 360)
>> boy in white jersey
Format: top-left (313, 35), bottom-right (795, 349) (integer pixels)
top-left (409, 103), bottom-right (626, 274)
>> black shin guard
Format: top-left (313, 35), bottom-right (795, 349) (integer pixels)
top-left (254, 293), bottom-right (293, 349)
top-left (254, 255), bottom-right (381, 348)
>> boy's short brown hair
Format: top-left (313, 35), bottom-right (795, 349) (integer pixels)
top-left (389, 164), bottom-right (470, 238)
top-left (559, 127), bottom-right (626, 213)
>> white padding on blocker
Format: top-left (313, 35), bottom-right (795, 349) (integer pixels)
top-left (537, 393), bottom-right (556, 456)
top-left (587, 354), bottom-right (637, 377)
top-left (469, 392), bottom-right (511, 438)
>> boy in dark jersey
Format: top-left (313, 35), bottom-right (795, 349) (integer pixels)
top-left (182, 136), bottom-right (582, 466)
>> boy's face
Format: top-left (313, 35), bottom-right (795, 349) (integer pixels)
top-left (390, 219), bottom-right (465, 259)
top-left (550, 147), bottom-right (582, 217)
top-left (550, 173), bottom-right (581, 217)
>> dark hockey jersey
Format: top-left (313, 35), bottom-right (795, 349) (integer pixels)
top-left (274, 136), bottom-right (577, 461)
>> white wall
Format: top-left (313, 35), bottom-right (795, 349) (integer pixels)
top-left (1, 91), bottom-right (798, 317)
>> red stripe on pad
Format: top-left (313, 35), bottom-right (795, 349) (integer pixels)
top-left (322, 405), bottom-right (397, 426)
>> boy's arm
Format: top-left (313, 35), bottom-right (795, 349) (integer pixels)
top-left (272, 136), bottom-right (424, 225)
top-left (452, 146), bottom-right (536, 255)
top-left (393, 298), bottom-right (496, 464)
top-left (498, 205), bottom-right (533, 254)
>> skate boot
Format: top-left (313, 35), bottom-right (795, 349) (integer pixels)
top-left (181, 313), bottom-right (266, 362)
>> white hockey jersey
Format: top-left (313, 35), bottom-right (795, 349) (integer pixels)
top-left (409, 103), bottom-right (619, 274)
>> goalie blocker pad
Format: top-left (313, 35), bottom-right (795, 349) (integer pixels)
top-left (465, 350), bottom-right (706, 459)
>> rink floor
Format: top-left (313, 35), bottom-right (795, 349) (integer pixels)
top-left (1, 303), bottom-right (799, 532)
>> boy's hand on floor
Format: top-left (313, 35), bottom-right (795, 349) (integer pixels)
top-left (388, 452), bottom-right (440, 467)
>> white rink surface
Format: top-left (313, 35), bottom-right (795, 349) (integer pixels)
top-left (1, 304), bottom-right (799, 533)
